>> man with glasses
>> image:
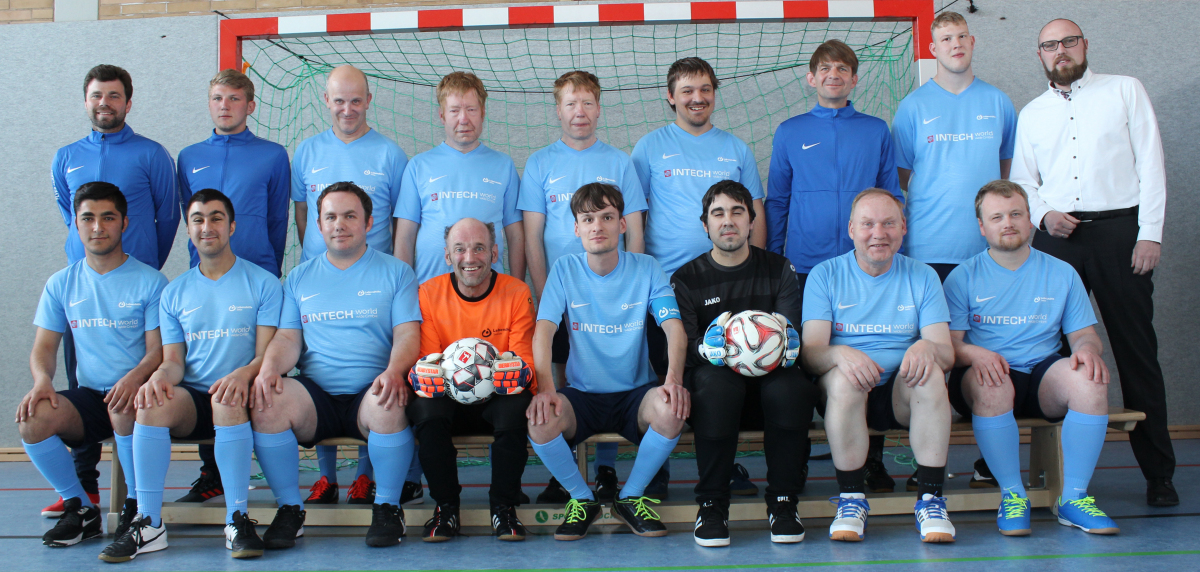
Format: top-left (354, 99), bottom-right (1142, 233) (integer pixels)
top-left (1010, 18), bottom-right (1175, 507)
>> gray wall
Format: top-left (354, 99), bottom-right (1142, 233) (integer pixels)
top-left (1, 0), bottom-right (1196, 447)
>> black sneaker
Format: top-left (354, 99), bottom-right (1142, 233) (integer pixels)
top-left (42, 497), bottom-right (102, 547)
top-left (693, 500), bottom-right (729, 547)
top-left (553, 498), bottom-right (602, 541)
top-left (174, 470), bottom-right (224, 502)
top-left (421, 503), bottom-right (460, 543)
top-left (767, 495), bottom-right (805, 543)
top-left (491, 504), bottom-right (526, 541)
top-left (1147, 478), bottom-right (1180, 507)
top-left (594, 465), bottom-right (618, 503)
top-left (99, 515), bottom-right (168, 562)
top-left (906, 470), bottom-right (919, 492)
top-left (862, 457), bottom-right (895, 493)
top-left (970, 458), bottom-right (999, 489)
top-left (537, 477), bottom-right (570, 504)
top-left (346, 475), bottom-right (375, 505)
top-left (114, 498), bottom-right (138, 539)
top-left (304, 476), bottom-right (339, 505)
top-left (731, 463), bottom-right (758, 496)
top-left (644, 467), bottom-right (670, 501)
top-left (366, 503), bottom-right (406, 547)
top-left (224, 510), bottom-right (264, 559)
top-left (612, 496), bottom-right (667, 537)
top-left (399, 480), bottom-right (424, 505)
top-left (263, 504), bottom-right (305, 549)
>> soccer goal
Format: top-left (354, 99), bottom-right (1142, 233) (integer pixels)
top-left (219, 0), bottom-right (935, 270)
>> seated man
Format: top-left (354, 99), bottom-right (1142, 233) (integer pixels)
top-left (945, 180), bottom-right (1117, 536)
top-left (17, 182), bottom-right (167, 547)
top-left (97, 189), bottom-right (282, 562)
top-left (406, 217), bottom-right (537, 542)
top-left (526, 183), bottom-right (688, 541)
top-left (250, 182), bottom-right (421, 548)
top-left (801, 188), bottom-right (956, 543)
top-left (673, 180), bottom-right (815, 547)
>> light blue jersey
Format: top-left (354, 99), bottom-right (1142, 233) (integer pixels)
top-left (518, 139), bottom-right (648, 271)
top-left (631, 124), bottom-right (763, 275)
top-left (892, 79), bottom-right (1017, 264)
top-left (802, 251), bottom-right (949, 381)
top-left (290, 129), bottom-right (408, 262)
top-left (34, 256), bottom-right (167, 391)
top-left (159, 258), bottom-right (284, 389)
top-left (394, 143), bottom-right (521, 284)
top-left (537, 252), bottom-right (680, 394)
top-left (944, 248), bottom-right (1095, 373)
top-left (279, 248), bottom-right (422, 395)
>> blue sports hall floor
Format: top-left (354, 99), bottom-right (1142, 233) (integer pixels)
top-left (3, 439), bottom-right (1196, 572)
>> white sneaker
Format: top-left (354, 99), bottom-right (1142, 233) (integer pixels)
top-left (914, 494), bottom-right (956, 543)
top-left (828, 495), bottom-right (869, 542)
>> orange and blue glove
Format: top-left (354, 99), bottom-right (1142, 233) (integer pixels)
top-left (490, 352), bottom-right (533, 395)
top-left (408, 353), bottom-right (445, 398)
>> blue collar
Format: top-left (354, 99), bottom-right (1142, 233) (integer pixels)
top-left (808, 101), bottom-right (858, 119)
top-left (205, 128), bottom-right (257, 146)
top-left (87, 123), bottom-right (134, 144)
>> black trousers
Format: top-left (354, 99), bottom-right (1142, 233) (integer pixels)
top-left (407, 392), bottom-right (533, 507)
top-left (1033, 214), bottom-right (1175, 480)
top-left (686, 364), bottom-right (816, 504)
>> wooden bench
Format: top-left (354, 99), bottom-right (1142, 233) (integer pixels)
top-left (105, 407), bottom-right (1144, 532)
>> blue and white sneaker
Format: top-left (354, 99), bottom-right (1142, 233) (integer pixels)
top-left (1056, 496), bottom-right (1119, 535)
top-left (828, 495), bottom-right (869, 542)
top-left (914, 494), bottom-right (955, 543)
top-left (997, 492), bottom-right (1032, 536)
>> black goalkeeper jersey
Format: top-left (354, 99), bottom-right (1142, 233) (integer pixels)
top-left (671, 246), bottom-right (802, 369)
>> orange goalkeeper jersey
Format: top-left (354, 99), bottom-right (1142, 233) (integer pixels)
top-left (418, 272), bottom-right (538, 393)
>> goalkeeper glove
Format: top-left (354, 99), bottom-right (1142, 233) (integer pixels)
top-left (490, 352), bottom-right (533, 395)
top-left (771, 313), bottom-right (801, 368)
top-left (698, 311), bottom-right (733, 367)
top-left (408, 353), bottom-right (445, 398)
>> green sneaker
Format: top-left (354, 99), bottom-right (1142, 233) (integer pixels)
top-left (612, 496), bottom-right (667, 537)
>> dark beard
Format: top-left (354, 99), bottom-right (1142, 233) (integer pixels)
top-left (1043, 56), bottom-right (1088, 87)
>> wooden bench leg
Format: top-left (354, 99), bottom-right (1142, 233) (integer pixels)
top-left (1029, 425), bottom-right (1064, 504)
top-left (576, 441), bottom-right (588, 484)
top-left (108, 442), bottom-right (126, 534)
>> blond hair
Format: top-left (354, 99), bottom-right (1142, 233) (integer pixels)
top-left (931, 11), bottom-right (968, 36)
top-left (974, 180), bottom-right (1029, 219)
top-left (210, 69), bottom-right (255, 102)
top-left (436, 71), bottom-right (487, 109)
top-left (553, 70), bottom-right (601, 104)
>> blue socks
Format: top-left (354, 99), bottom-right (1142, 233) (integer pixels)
top-left (24, 435), bottom-right (92, 507)
top-left (367, 429), bottom-right (415, 506)
top-left (215, 422), bottom-right (253, 524)
top-left (114, 433), bottom-right (136, 500)
top-left (595, 441), bottom-right (618, 471)
top-left (531, 435), bottom-right (594, 501)
top-left (620, 427), bottom-right (679, 499)
top-left (973, 411), bottom-right (1025, 498)
top-left (132, 424), bottom-right (172, 527)
top-left (356, 446), bottom-right (373, 480)
top-left (406, 446), bottom-right (423, 483)
top-left (254, 429), bottom-right (303, 508)
top-left (1062, 410), bottom-right (1108, 500)
top-left (316, 445), bottom-right (339, 482)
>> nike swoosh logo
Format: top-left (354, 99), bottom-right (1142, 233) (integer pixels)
top-left (662, 153), bottom-right (681, 159)
top-left (923, 116), bottom-right (941, 124)
top-left (181, 307), bottom-right (202, 316)
top-left (300, 294), bottom-right (319, 302)
top-left (802, 143), bottom-right (819, 150)
top-left (570, 302), bottom-right (590, 308)
top-left (192, 166), bottom-right (210, 174)
top-left (548, 176), bottom-right (566, 184)
top-left (311, 167), bottom-right (328, 174)
top-left (976, 296), bottom-right (996, 302)
top-left (67, 166), bottom-right (85, 173)
top-left (429, 175), bottom-right (448, 183)
top-left (69, 299), bottom-right (87, 307)
top-left (837, 303), bottom-right (857, 309)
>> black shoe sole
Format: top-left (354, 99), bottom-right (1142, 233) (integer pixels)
top-left (44, 528), bottom-right (103, 547)
top-left (365, 536), bottom-right (402, 547)
top-left (611, 508), bottom-right (668, 537)
top-left (263, 530), bottom-right (302, 550)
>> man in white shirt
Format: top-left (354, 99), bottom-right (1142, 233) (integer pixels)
top-left (1010, 18), bottom-right (1175, 507)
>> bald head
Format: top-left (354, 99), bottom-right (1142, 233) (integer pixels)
top-left (444, 217), bottom-right (496, 247)
top-left (1039, 18), bottom-right (1083, 43)
top-left (324, 65), bottom-right (372, 141)
top-left (444, 218), bottom-right (498, 292)
top-left (327, 65), bottom-right (369, 93)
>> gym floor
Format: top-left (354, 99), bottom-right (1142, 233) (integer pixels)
top-left (3, 439), bottom-right (1196, 571)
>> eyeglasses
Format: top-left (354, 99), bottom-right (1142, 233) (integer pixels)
top-left (1039, 35), bottom-right (1084, 52)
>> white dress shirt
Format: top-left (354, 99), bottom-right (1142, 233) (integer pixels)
top-left (1010, 68), bottom-right (1166, 243)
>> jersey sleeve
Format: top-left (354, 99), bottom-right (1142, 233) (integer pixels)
top-left (388, 147), bottom-right (408, 218)
top-left (999, 93), bottom-right (1018, 160)
top-left (671, 271), bottom-right (703, 369)
top-left (144, 272), bottom-right (169, 331)
top-left (257, 276), bottom-right (284, 328)
top-left (630, 138), bottom-right (652, 200)
top-left (149, 145), bottom-right (180, 270)
top-left (417, 284), bottom-right (444, 357)
top-left (33, 277), bottom-right (67, 333)
top-left (737, 140), bottom-right (764, 200)
top-left (279, 274), bottom-right (303, 330)
top-left (774, 260), bottom-right (803, 326)
top-left (647, 258), bottom-right (680, 326)
top-left (501, 159), bottom-right (521, 227)
top-left (915, 265), bottom-right (950, 328)
top-left (176, 151), bottom-right (194, 217)
top-left (290, 147), bottom-right (307, 203)
top-left (517, 154), bottom-right (546, 214)
top-left (942, 267), bottom-right (971, 331)
top-left (801, 262), bottom-right (833, 324)
top-left (267, 147), bottom-right (292, 275)
top-left (506, 281), bottom-right (539, 393)
top-left (159, 287), bottom-right (184, 345)
top-left (52, 149), bottom-right (72, 228)
top-left (619, 155), bottom-right (649, 214)
top-left (1061, 268), bottom-right (1098, 334)
top-left (765, 124), bottom-right (793, 255)
top-left (875, 126), bottom-right (902, 198)
top-left (391, 265), bottom-right (423, 327)
top-left (394, 160), bottom-right (422, 223)
top-left (536, 262), bottom-right (567, 325)
top-left (891, 103), bottom-right (916, 171)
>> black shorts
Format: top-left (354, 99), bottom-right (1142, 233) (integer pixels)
top-left (559, 382), bottom-right (657, 446)
top-left (551, 315), bottom-right (570, 364)
top-left (865, 371), bottom-right (905, 432)
top-left (58, 387), bottom-right (113, 448)
top-left (176, 384), bottom-right (216, 441)
top-left (293, 375), bottom-right (369, 447)
top-left (948, 354), bottom-right (1065, 422)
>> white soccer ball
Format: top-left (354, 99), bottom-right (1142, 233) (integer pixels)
top-left (440, 338), bottom-right (499, 404)
top-left (723, 310), bottom-right (786, 377)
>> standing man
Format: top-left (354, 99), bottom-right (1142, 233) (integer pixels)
top-left (519, 70), bottom-right (648, 502)
top-left (673, 180), bottom-right (813, 547)
top-left (47, 64), bottom-right (178, 519)
top-left (1010, 18), bottom-right (1176, 506)
top-left (765, 39), bottom-right (902, 493)
top-left (395, 71), bottom-right (525, 285)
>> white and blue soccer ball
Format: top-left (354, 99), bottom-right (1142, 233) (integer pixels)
top-left (723, 310), bottom-right (786, 377)
top-left (440, 337), bottom-right (499, 404)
